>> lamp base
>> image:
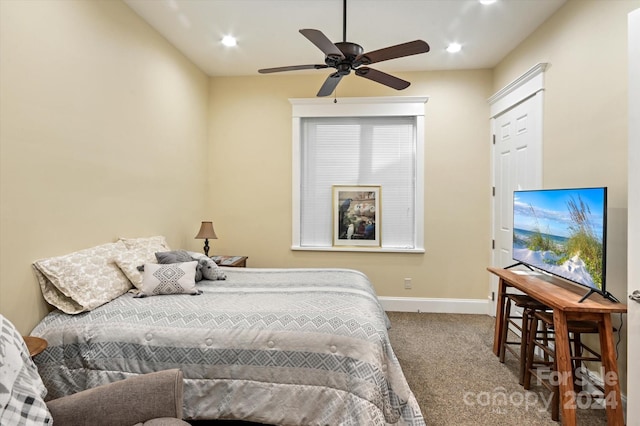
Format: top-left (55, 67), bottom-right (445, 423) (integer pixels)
top-left (203, 239), bottom-right (210, 257)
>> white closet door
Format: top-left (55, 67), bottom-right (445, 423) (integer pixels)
top-left (488, 64), bottom-right (546, 315)
top-left (493, 95), bottom-right (542, 272)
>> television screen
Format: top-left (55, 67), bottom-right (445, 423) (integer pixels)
top-left (512, 187), bottom-right (608, 299)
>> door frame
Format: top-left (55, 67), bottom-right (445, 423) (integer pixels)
top-left (487, 63), bottom-right (548, 316)
top-left (627, 8), bottom-right (639, 422)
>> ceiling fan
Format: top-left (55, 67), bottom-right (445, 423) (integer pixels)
top-left (258, 0), bottom-right (430, 97)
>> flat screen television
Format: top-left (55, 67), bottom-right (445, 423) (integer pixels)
top-left (510, 187), bottom-right (618, 302)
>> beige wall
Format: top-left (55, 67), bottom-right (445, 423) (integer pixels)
top-left (208, 70), bottom-right (494, 299)
top-left (0, 0), bottom-right (634, 396)
top-left (494, 0), bottom-right (638, 394)
top-left (0, 0), bottom-right (210, 333)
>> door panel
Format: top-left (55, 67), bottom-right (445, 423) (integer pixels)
top-left (494, 97), bottom-right (540, 268)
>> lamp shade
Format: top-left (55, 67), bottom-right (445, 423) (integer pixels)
top-left (195, 221), bottom-right (218, 240)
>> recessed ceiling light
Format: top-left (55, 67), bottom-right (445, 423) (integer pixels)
top-left (221, 35), bottom-right (237, 47)
top-left (479, 0), bottom-right (497, 4)
top-left (446, 43), bottom-right (462, 53)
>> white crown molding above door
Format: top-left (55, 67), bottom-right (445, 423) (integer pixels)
top-left (488, 62), bottom-right (549, 118)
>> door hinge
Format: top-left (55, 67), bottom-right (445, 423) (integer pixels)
top-left (492, 186), bottom-right (495, 196)
top-left (492, 134), bottom-right (496, 145)
top-left (492, 239), bottom-right (495, 249)
top-left (490, 291), bottom-right (495, 302)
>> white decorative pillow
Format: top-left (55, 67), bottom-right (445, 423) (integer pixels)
top-left (33, 241), bottom-right (131, 314)
top-left (0, 315), bottom-right (53, 425)
top-left (139, 261), bottom-right (200, 297)
top-left (114, 236), bottom-right (171, 289)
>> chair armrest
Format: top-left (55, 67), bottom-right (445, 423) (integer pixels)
top-left (46, 369), bottom-right (185, 426)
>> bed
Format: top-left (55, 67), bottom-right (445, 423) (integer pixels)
top-left (31, 266), bottom-right (425, 425)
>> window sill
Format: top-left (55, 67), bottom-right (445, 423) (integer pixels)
top-left (291, 246), bottom-right (425, 254)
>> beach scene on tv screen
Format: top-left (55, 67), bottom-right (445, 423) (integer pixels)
top-left (513, 188), bottom-right (605, 290)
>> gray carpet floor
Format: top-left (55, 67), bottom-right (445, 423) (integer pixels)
top-left (386, 311), bottom-right (608, 425)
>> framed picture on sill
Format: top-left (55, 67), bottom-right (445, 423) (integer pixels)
top-left (333, 185), bottom-right (381, 247)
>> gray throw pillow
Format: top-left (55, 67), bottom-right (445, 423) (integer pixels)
top-left (155, 250), bottom-right (193, 264)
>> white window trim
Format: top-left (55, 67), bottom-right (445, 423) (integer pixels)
top-left (290, 96), bottom-right (428, 253)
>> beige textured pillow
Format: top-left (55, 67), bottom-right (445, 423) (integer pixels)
top-left (114, 236), bottom-right (171, 289)
top-left (139, 261), bottom-right (200, 297)
top-left (33, 241), bottom-right (131, 314)
top-left (118, 235), bottom-right (171, 251)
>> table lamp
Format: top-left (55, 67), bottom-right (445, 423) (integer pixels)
top-left (195, 221), bottom-right (217, 257)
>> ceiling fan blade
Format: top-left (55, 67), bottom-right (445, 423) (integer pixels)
top-left (317, 72), bottom-right (344, 97)
top-left (355, 67), bottom-right (410, 90)
top-left (258, 64), bottom-right (328, 74)
top-left (356, 40), bottom-right (430, 66)
top-left (300, 29), bottom-right (345, 59)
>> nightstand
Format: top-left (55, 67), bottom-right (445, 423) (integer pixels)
top-left (211, 255), bottom-right (248, 267)
top-left (23, 336), bottom-right (47, 358)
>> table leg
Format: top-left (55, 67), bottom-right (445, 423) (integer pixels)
top-left (493, 278), bottom-right (507, 356)
top-left (598, 314), bottom-right (624, 425)
top-left (552, 309), bottom-right (577, 426)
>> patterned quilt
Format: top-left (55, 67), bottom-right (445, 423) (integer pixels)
top-left (31, 268), bottom-right (425, 425)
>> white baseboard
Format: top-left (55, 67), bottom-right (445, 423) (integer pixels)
top-left (378, 296), bottom-right (489, 315)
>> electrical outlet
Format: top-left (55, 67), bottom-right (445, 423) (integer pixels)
top-left (404, 278), bottom-right (412, 289)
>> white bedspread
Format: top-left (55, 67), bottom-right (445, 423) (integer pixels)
top-left (32, 268), bottom-right (425, 425)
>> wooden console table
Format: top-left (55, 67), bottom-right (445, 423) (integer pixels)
top-left (488, 266), bottom-right (627, 426)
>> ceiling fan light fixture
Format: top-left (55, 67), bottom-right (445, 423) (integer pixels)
top-left (221, 35), bottom-right (237, 47)
top-left (446, 43), bottom-right (462, 53)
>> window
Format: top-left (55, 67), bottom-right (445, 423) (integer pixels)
top-left (291, 97), bottom-right (427, 252)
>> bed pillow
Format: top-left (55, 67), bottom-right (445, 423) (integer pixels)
top-left (33, 241), bottom-right (132, 314)
top-left (155, 250), bottom-right (193, 264)
top-left (118, 235), bottom-right (171, 252)
top-left (138, 261), bottom-right (200, 297)
top-left (0, 315), bottom-right (53, 425)
top-left (114, 236), bottom-right (171, 290)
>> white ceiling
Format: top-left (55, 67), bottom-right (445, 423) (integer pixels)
top-left (123, 0), bottom-right (566, 77)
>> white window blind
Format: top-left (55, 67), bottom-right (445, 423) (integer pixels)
top-left (300, 116), bottom-right (417, 249)
top-left (291, 96), bottom-right (427, 253)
